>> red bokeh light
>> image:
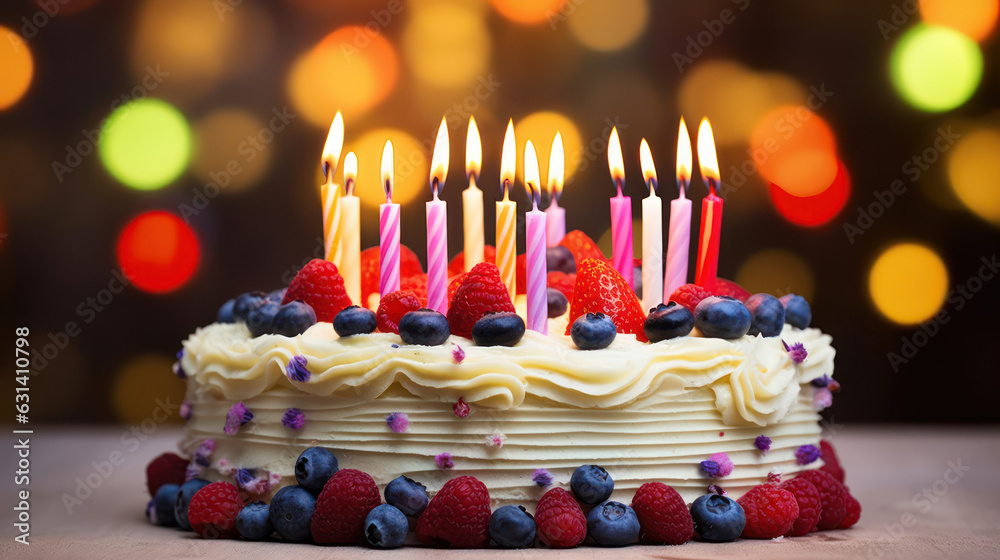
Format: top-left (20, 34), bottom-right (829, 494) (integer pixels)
top-left (116, 211), bottom-right (200, 293)
top-left (769, 160), bottom-right (851, 227)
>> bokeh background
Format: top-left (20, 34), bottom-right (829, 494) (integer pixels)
top-left (1, 0), bottom-right (998, 426)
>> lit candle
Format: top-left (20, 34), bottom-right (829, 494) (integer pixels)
top-left (523, 140), bottom-right (547, 334)
top-left (341, 151), bottom-right (361, 305)
top-left (545, 132), bottom-right (566, 247)
top-left (607, 127), bottom-right (634, 288)
top-left (463, 117), bottom-right (484, 272)
top-left (427, 118), bottom-right (450, 314)
top-left (379, 140), bottom-right (400, 297)
top-left (664, 118), bottom-right (693, 300)
top-left (694, 118), bottom-right (723, 288)
top-left (497, 120), bottom-right (517, 299)
top-left (320, 112), bottom-right (344, 265)
top-left (639, 139), bottom-right (662, 313)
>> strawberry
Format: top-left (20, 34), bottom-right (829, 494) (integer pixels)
top-left (565, 258), bottom-right (647, 342)
top-left (839, 492), bottom-right (862, 529)
top-left (706, 277), bottom-right (751, 302)
top-left (415, 475), bottom-right (491, 548)
top-left (558, 230), bottom-right (607, 265)
top-left (516, 253), bottom-right (527, 295)
top-left (310, 468), bottom-right (382, 544)
top-left (360, 245), bottom-right (424, 307)
top-left (145, 452), bottom-right (188, 496)
top-left (376, 290), bottom-right (422, 334)
top-left (447, 263), bottom-right (516, 339)
top-left (631, 482), bottom-right (694, 545)
top-left (448, 245), bottom-right (497, 277)
top-left (535, 487), bottom-right (586, 548)
top-left (819, 439), bottom-right (845, 483)
top-left (780, 477), bottom-right (822, 536)
top-left (282, 259), bottom-right (352, 323)
top-left (188, 481), bottom-right (243, 539)
top-left (668, 283), bottom-right (713, 313)
top-left (795, 469), bottom-right (848, 530)
top-left (737, 483), bottom-right (799, 539)
top-left (547, 271), bottom-right (575, 301)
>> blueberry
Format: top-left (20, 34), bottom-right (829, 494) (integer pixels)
top-left (398, 309), bottom-right (450, 346)
top-left (570, 313), bottom-right (616, 350)
top-left (694, 296), bottom-right (751, 339)
top-left (570, 464), bottom-right (614, 504)
top-left (644, 302), bottom-right (694, 342)
top-left (333, 305), bottom-right (377, 337)
top-left (273, 301), bottom-right (317, 337)
top-left (779, 294), bottom-right (812, 329)
top-left (472, 312), bottom-right (525, 347)
top-left (364, 504), bottom-right (409, 549)
top-left (546, 246), bottom-right (576, 274)
top-left (587, 501), bottom-right (640, 547)
top-left (267, 288), bottom-right (287, 303)
top-left (384, 475), bottom-right (429, 517)
top-left (153, 483), bottom-right (180, 527)
top-left (174, 478), bottom-right (210, 530)
top-left (745, 293), bottom-right (786, 337)
top-left (489, 504), bottom-right (536, 549)
top-left (295, 447), bottom-right (339, 494)
top-left (233, 291), bottom-right (268, 322)
top-left (690, 494), bottom-right (745, 542)
top-left (236, 501), bottom-right (273, 540)
top-left (246, 299), bottom-right (280, 337)
top-left (547, 288), bottom-right (568, 318)
top-left (217, 298), bottom-right (236, 323)
top-left (269, 485), bottom-right (316, 542)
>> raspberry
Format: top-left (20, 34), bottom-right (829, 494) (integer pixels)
top-left (631, 482), bottom-right (694, 545)
top-left (145, 452), bottom-right (188, 496)
top-left (819, 439), bottom-right (845, 483)
top-left (311, 468), bottom-right (382, 544)
top-left (780, 477), bottom-right (822, 536)
top-left (558, 230), bottom-right (607, 265)
top-left (735, 484), bottom-right (797, 539)
top-left (795, 469), bottom-right (848, 530)
top-left (282, 259), bottom-right (352, 323)
top-left (415, 475), bottom-right (491, 548)
top-left (360, 245), bottom-right (424, 308)
top-left (668, 283), bottom-right (713, 313)
top-left (839, 492), bottom-right (861, 529)
top-left (188, 481), bottom-right (243, 539)
top-left (448, 245), bottom-right (497, 277)
top-left (516, 253), bottom-right (527, 295)
top-left (706, 277), bottom-right (751, 302)
top-left (565, 259), bottom-right (647, 342)
top-left (547, 271), bottom-right (575, 301)
top-left (446, 262), bottom-right (516, 339)
top-left (448, 273), bottom-right (468, 302)
top-left (534, 487), bottom-right (587, 548)
top-left (376, 290), bottom-right (422, 334)
top-left (401, 273), bottom-right (429, 306)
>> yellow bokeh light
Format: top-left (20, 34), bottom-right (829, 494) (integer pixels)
top-left (288, 26), bottom-right (398, 126)
top-left (947, 128), bottom-right (1000, 225)
top-left (403, 3), bottom-right (490, 89)
top-left (0, 26), bottom-right (34, 110)
top-left (491, 0), bottom-right (565, 24)
top-left (192, 109), bottom-right (272, 193)
top-left (922, 0), bottom-right (998, 41)
top-left (513, 111), bottom-right (583, 188)
top-left (568, 0), bottom-right (648, 51)
top-left (736, 249), bottom-right (815, 302)
top-left (112, 354), bottom-right (186, 425)
top-left (343, 128), bottom-right (427, 209)
top-left (869, 243), bottom-right (949, 325)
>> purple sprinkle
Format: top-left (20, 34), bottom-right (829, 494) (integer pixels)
top-left (287, 355), bottom-right (311, 383)
top-left (783, 340), bottom-right (808, 364)
top-left (224, 402), bottom-right (252, 435)
top-left (386, 412), bottom-right (409, 433)
top-left (235, 468), bottom-right (255, 490)
top-left (146, 499), bottom-right (156, 524)
top-left (795, 444), bottom-right (822, 466)
top-left (391, 343), bottom-right (399, 349)
top-left (193, 454), bottom-right (210, 468)
top-left (814, 388), bottom-right (833, 410)
top-left (755, 435), bottom-right (772, 455)
top-left (810, 374), bottom-right (831, 388)
top-left (435, 452), bottom-right (454, 470)
top-left (707, 484), bottom-right (727, 496)
top-left (179, 400), bottom-right (192, 421)
top-left (700, 452), bottom-right (734, 478)
top-left (452, 344), bottom-right (466, 364)
top-left (282, 408), bottom-right (306, 430)
top-left (532, 468), bottom-right (553, 487)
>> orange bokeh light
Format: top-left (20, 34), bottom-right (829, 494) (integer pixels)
top-left (922, 0), bottom-right (998, 41)
top-left (116, 211), bottom-right (200, 294)
top-left (491, 0), bottom-right (566, 24)
top-left (769, 160), bottom-right (851, 227)
top-left (751, 105), bottom-right (839, 197)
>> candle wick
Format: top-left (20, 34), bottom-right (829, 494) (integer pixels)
top-left (502, 179), bottom-right (510, 202)
top-left (708, 178), bottom-right (718, 198)
top-left (648, 178), bottom-right (658, 197)
top-left (345, 178), bottom-right (354, 196)
top-left (432, 177), bottom-right (441, 200)
top-left (615, 179), bottom-right (624, 198)
top-left (384, 179), bottom-right (392, 204)
top-left (322, 161), bottom-right (332, 183)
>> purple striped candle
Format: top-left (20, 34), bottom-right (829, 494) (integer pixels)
top-left (379, 140), bottom-right (400, 297)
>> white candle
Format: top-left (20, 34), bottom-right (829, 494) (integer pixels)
top-left (640, 139), bottom-right (662, 312)
top-left (341, 151), bottom-right (361, 304)
top-left (463, 117), bottom-right (484, 272)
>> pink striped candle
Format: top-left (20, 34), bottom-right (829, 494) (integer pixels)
top-left (664, 118), bottom-right (693, 300)
top-left (379, 140), bottom-right (400, 297)
top-left (545, 132), bottom-right (565, 247)
top-left (426, 118), bottom-right (450, 314)
top-left (524, 141), bottom-right (548, 334)
top-left (607, 127), bottom-right (634, 289)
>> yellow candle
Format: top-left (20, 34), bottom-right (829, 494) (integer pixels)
top-left (341, 151), bottom-right (361, 304)
top-left (497, 120), bottom-right (517, 299)
top-left (321, 112), bottom-right (344, 265)
top-left (463, 117), bottom-right (485, 272)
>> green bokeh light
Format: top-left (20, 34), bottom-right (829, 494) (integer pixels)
top-left (890, 24), bottom-right (983, 113)
top-left (99, 98), bottom-right (191, 190)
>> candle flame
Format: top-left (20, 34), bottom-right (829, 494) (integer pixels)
top-left (500, 119), bottom-right (516, 200)
top-left (466, 116), bottom-right (481, 182)
top-left (608, 126), bottom-right (625, 194)
top-left (344, 151), bottom-right (357, 196)
top-left (676, 117), bottom-right (692, 196)
top-left (547, 132), bottom-right (564, 201)
top-left (639, 138), bottom-right (657, 194)
top-left (430, 117), bottom-right (449, 198)
top-left (697, 118), bottom-right (720, 191)
top-left (524, 140), bottom-right (541, 207)
top-left (321, 111), bottom-right (344, 182)
top-left (381, 140), bottom-right (394, 202)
